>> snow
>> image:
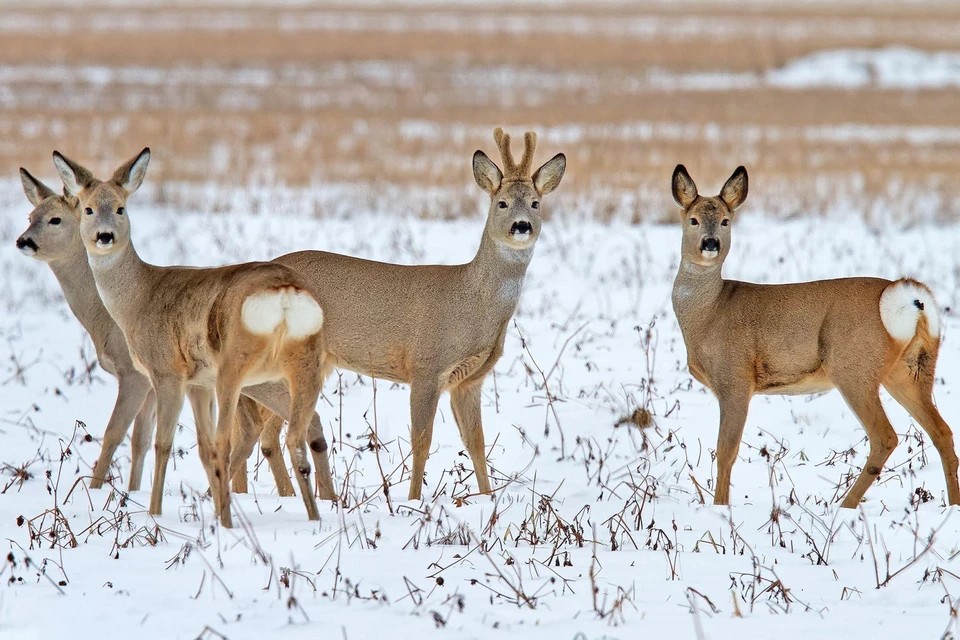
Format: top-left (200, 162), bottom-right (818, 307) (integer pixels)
top-left (1, 198), bottom-right (959, 639)
top-left (769, 48), bottom-right (960, 90)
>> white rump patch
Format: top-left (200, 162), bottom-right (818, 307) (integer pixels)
top-left (241, 287), bottom-right (324, 339)
top-left (879, 280), bottom-right (940, 342)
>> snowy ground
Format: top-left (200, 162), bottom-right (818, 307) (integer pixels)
top-left (1, 197), bottom-right (960, 639)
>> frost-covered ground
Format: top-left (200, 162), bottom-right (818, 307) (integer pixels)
top-left (1, 198), bottom-right (960, 639)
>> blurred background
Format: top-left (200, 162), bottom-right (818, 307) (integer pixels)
top-left (2, 0), bottom-right (959, 223)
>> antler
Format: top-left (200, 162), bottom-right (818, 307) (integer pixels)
top-left (493, 127), bottom-right (538, 179)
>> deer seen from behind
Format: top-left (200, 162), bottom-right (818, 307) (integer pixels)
top-left (52, 148), bottom-right (335, 527)
top-left (265, 128), bottom-right (566, 500)
top-left (15, 168), bottom-right (295, 499)
top-left (670, 164), bottom-right (958, 508)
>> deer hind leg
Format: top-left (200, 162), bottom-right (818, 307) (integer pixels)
top-left (90, 371), bottom-right (152, 490)
top-left (284, 350), bottom-right (323, 520)
top-left (148, 375), bottom-right (186, 516)
top-left (213, 369), bottom-right (252, 529)
top-left (408, 376), bottom-right (443, 501)
top-left (260, 409), bottom-right (297, 497)
top-left (835, 384), bottom-right (898, 508)
top-left (883, 362), bottom-right (960, 505)
top-left (307, 414), bottom-right (337, 500)
top-left (450, 381), bottom-right (491, 495)
top-left (713, 384), bottom-right (752, 505)
top-left (187, 387), bottom-right (222, 518)
top-left (128, 389), bottom-right (157, 492)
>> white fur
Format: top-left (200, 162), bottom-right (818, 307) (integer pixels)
top-left (879, 280), bottom-right (940, 342)
top-left (242, 288), bottom-right (324, 339)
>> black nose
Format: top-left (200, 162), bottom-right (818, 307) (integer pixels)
top-left (700, 237), bottom-right (720, 252)
top-left (16, 236), bottom-right (38, 251)
top-left (96, 232), bottom-right (115, 245)
top-left (510, 220), bottom-right (532, 235)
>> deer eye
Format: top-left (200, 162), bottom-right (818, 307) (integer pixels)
top-left (498, 201), bottom-right (508, 209)
top-left (689, 218), bottom-right (699, 226)
top-left (531, 201), bottom-right (540, 209)
top-left (117, 207), bottom-right (125, 216)
top-left (84, 207), bottom-right (93, 216)
top-left (721, 219), bottom-right (729, 226)
top-left (48, 217), bottom-right (62, 225)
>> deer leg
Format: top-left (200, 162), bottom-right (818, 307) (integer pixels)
top-left (260, 410), bottom-right (296, 497)
top-left (229, 396), bottom-right (261, 494)
top-left (90, 370), bottom-right (152, 490)
top-left (128, 389), bottom-right (157, 492)
top-left (214, 374), bottom-right (248, 529)
top-left (408, 377), bottom-right (443, 501)
top-left (187, 387), bottom-right (221, 519)
top-left (285, 357), bottom-right (323, 520)
top-left (450, 382), bottom-right (491, 495)
top-left (242, 380), bottom-right (335, 500)
top-left (884, 365), bottom-right (960, 505)
top-left (713, 385), bottom-right (752, 506)
top-left (836, 386), bottom-right (899, 508)
top-left (148, 376), bottom-right (186, 517)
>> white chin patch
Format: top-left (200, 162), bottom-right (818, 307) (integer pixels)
top-left (700, 249), bottom-right (719, 259)
top-left (18, 247), bottom-right (37, 257)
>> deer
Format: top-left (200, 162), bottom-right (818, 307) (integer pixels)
top-left (15, 169), bottom-right (294, 497)
top-left (237, 128), bottom-right (566, 500)
top-left (670, 164), bottom-right (959, 508)
top-left (51, 148), bottom-right (335, 527)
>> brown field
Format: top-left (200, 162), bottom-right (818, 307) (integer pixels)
top-left (2, 1), bottom-right (960, 221)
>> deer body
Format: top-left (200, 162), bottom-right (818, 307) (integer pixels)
top-left (265, 129), bottom-right (565, 500)
top-left (670, 165), bottom-right (958, 508)
top-left (16, 170), bottom-right (295, 498)
top-left (53, 149), bottom-right (334, 526)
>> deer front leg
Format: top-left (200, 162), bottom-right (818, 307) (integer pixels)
top-left (241, 381), bottom-right (335, 500)
top-left (408, 377), bottom-right (443, 501)
top-left (90, 370), bottom-right (152, 490)
top-left (187, 387), bottom-right (222, 518)
top-left (128, 389), bottom-right (157, 492)
top-left (713, 385), bottom-right (752, 506)
top-left (148, 376), bottom-right (186, 517)
top-left (228, 396), bottom-right (260, 494)
top-left (450, 381), bottom-right (491, 495)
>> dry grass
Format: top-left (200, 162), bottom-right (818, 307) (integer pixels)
top-left (2, 1), bottom-right (960, 220)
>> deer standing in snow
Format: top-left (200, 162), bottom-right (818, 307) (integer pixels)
top-left (15, 169), bottom-right (294, 497)
top-left (52, 149), bottom-right (334, 526)
top-left (670, 164), bottom-right (958, 507)
top-left (233, 128), bottom-right (565, 500)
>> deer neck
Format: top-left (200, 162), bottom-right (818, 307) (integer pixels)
top-left (46, 237), bottom-right (116, 340)
top-left (467, 223), bottom-right (534, 313)
top-left (85, 241), bottom-right (150, 331)
top-left (672, 257), bottom-right (724, 334)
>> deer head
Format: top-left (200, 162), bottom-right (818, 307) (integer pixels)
top-left (52, 148), bottom-right (151, 257)
top-left (672, 165), bottom-right (748, 267)
top-left (16, 168), bottom-right (82, 261)
top-left (472, 128), bottom-right (565, 254)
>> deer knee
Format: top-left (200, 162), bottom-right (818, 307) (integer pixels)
top-left (309, 438), bottom-right (327, 453)
top-left (261, 446), bottom-right (274, 458)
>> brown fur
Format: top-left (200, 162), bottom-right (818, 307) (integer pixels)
top-left (52, 148), bottom-right (336, 527)
top-left (239, 129), bottom-right (566, 500)
top-left (670, 164), bottom-right (959, 508)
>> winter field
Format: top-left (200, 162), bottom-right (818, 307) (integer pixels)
top-left (3, 1), bottom-right (960, 639)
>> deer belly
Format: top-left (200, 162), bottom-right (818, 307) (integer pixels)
top-left (754, 363), bottom-right (834, 396)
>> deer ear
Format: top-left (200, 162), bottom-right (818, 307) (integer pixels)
top-left (473, 150), bottom-right (502, 194)
top-left (720, 166), bottom-right (748, 211)
top-left (672, 165), bottom-right (698, 209)
top-left (113, 147), bottom-right (151, 195)
top-left (20, 168), bottom-right (57, 206)
top-left (52, 151), bottom-right (95, 196)
top-left (532, 153), bottom-right (565, 196)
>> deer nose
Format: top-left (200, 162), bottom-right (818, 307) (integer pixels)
top-left (16, 236), bottom-right (38, 252)
top-left (700, 237), bottom-right (720, 253)
top-left (96, 232), bottom-right (115, 246)
top-left (510, 220), bottom-right (532, 235)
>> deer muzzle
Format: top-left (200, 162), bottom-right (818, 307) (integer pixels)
top-left (16, 236), bottom-right (38, 255)
top-left (700, 236), bottom-right (720, 258)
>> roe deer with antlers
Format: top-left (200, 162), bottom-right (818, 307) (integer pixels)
top-left (15, 168), bottom-right (293, 497)
top-left (670, 165), bottom-right (958, 508)
top-left (52, 148), bottom-right (334, 526)
top-left (239, 128), bottom-right (565, 500)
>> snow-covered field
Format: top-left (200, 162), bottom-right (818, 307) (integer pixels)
top-left (2, 191), bottom-right (959, 639)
